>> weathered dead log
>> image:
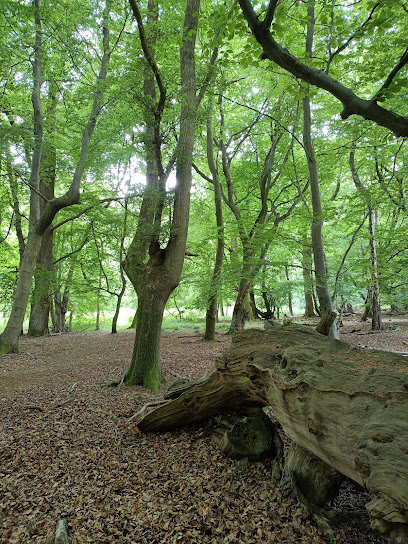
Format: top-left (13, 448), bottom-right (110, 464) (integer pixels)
top-left (138, 323), bottom-right (408, 538)
top-left (55, 519), bottom-right (69, 544)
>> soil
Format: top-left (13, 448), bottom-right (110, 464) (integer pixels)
top-left (1, 313), bottom-right (407, 544)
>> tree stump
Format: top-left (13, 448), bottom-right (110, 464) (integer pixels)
top-left (137, 323), bottom-right (408, 540)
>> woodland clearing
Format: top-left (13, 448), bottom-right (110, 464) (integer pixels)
top-left (1, 314), bottom-right (408, 544)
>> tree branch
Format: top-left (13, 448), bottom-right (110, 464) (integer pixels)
top-left (128, 0), bottom-right (167, 116)
top-left (371, 45), bottom-right (408, 103)
top-left (238, 0), bottom-right (408, 137)
top-left (262, 0), bottom-right (278, 30)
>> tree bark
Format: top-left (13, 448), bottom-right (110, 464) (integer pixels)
top-left (28, 137), bottom-right (56, 336)
top-left (228, 278), bottom-right (252, 333)
top-left (204, 111), bottom-right (225, 341)
top-left (123, 0), bottom-right (202, 389)
top-left (315, 309), bottom-right (337, 336)
top-left (138, 324), bottom-right (408, 540)
top-left (302, 242), bottom-right (315, 317)
top-left (124, 282), bottom-right (167, 390)
top-left (28, 227), bottom-right (53, 336)
top-left (53, 288), bottom-right (68, 333)
top-left (0, 231), bottom-right (42, 352)
top-left (95, 278), bottom-right (101, 331)
top-left (285, 265), bottom-right (293, 316)
top-left (302, 2), bottom-right (338, 339)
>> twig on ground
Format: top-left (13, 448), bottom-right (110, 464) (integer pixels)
top-left (127, 400), bottom-right (168, 423)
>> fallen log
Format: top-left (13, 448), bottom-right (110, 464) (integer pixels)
top-left (138, 323), bottom-right (408, 541)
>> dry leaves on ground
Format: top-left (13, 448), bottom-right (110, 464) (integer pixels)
top-left (1, 315), bottom-right (406, 543)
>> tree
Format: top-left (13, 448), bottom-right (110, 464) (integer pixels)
top-left (123, 0), bottom-right (216, 390)
top-left (203, 107), bottom-right (225, 341)
top-left (301, 1), bottom-right (338, 338)
top-left (137, 324), bottom-right (408, 542)
top-left (349, 148), bottom-right (382, 330)
top-left (0, 0), bottom-right (112, 353)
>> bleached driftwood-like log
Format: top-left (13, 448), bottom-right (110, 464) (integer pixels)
top-left (55, 519), bottom-right (69, 544)
top-left (137, 324), bottom-right (408, 540)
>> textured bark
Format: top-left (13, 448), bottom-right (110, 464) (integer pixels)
top-left (302, 243), bottom-right (315, 317)
top-left (204, 113), bottom-right (225, 341)
top-left (28, 141), bottom-right (56, 336)
top-left (302, 3), bottom-right (338, 339)
top-left (315, 309), bottom-right (337, 336)
top-left (28, 228), bottom-right (53, 336)
top-left (280, 443), bottom-right (343, 529)
top-left (124, 283), bottom-right (167, 391)
top-left (138, 324), bottom-right (408, 539)
top-left (229, 278), bottom-right (252, 333)
top-left (124, 0), bottom-right (202, 389)
top-left (0, 231), bottom-right (42, 353)
top-left (53, 288), bottom-right (68, 333)
top-left (211, 407), bottom-right (283, 463)
top-left (285, 265), bottom-right (293, 316)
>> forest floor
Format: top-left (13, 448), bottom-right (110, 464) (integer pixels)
top-left (1, 313), bottom-right (408, 544)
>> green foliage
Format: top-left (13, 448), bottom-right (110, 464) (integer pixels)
top-left (1, 0), bottom-right (408, 339)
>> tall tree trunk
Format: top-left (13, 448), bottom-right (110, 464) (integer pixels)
top-left (124, 284), bottom-right (167, 390)
top-left (204, 110), bottom-right (225, 341)
top-left (95, 276), bottom-right (101, 331)
top-left (368, 209), bottom-right (381, 330)
top-left (0, 0), bottom-right (43, 353)
top-left (285, 265), bottom-right (293, 316)
top-left (124, 0), bottom-right (202, 390)
top-left (28, 227), bottom-right (53, 336)
top-left (0, 232), bottom-right (42, 352)
top-left (229, 278), bottom-right (252, 333)
top-left (68, 308), bottom-right (74, 331)
top-left (302, 241), bottom-right (315, 318)
top-left (249, 289), bottom-right (261, 320)
top-left (53, 247), bottom-right (79, 333)
top-left (112, 200), bottom-right (128, 334)
top-left (302, 1), bottom-right (338, 339)
top-left (350, 149), bottom-right (382, 331)
top-left (53, 287), bottom-right (68, 333)
top-left (28, 132), bottom-right (56, 336)
top-left (111, 279), bottom-right (126, 334)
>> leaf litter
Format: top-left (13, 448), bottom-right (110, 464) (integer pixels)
top-left (1, 317), bottom-right (406, 544)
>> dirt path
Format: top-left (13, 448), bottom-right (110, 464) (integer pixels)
top-left (1, 317), bottom-right (406, 543)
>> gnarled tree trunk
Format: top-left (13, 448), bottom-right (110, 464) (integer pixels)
top-left (123, 0), bottom-right (205, 390)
